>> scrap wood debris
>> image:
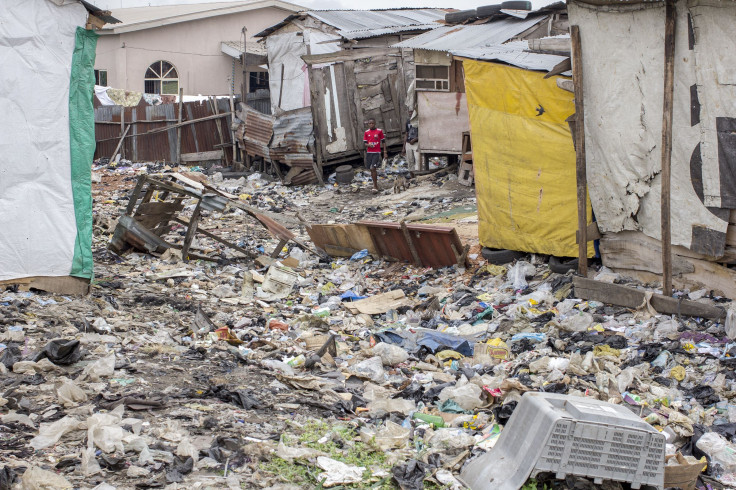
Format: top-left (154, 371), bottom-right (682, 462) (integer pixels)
top-left (2, 160), bottom-right (736, 490)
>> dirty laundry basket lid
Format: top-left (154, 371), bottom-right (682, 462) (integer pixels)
top-left (459, 392), bottom-right (665, 490)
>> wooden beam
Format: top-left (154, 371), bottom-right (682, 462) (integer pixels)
top-left (125, 175), bottom-right (148, 215)
top-left (210, 97), bottom-right (229, 166)
top-left (181, 201), bottom-right (202, 262)
top-left (110, 124), bottom-right (130, 162)
top-left (0, 276), bottom-right (90, 295)
top-left (95, 112), bottom-right (234, 144)
top-left (661, 0), bottom-right (677, 295)
top-left (400, 220), bottom-right (422, 267)
top-left (229, 84), bottom-right (238, 167)
top-left (576, 222), bottom-right (601, 244)
top-left (176, 87), bottom-right (183, 164)
top-left (302, 47), bottom-right (399, 66)
top-left (172, 217), bottom-right (254, 257)
top-left (571, 25), bottom-right (588, 276)
top-left (573, 276), bottom-right (725, 319)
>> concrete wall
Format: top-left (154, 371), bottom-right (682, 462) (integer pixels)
top-left (95, 7), bottom-right (288, 95)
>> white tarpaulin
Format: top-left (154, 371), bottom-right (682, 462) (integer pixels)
top-left (0, 0), bottom-right (88, 280)
top-left (568, 0), bottom-right (734, 257)
top-left (266, 30), bottom-right (340, 113)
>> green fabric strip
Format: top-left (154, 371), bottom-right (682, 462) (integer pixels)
top-left (69, 27), bottom-right (98, 279)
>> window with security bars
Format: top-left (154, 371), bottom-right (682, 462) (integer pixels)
top-left (415, 65), bottom-right (450, 91)
top-left (144, 60), bottom-right (179, 95)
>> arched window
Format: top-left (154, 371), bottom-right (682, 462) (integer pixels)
top-left (144, 61), bottom-right (178, 95)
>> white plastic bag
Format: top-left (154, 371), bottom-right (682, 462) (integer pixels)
top-left (55, 377), bottom-right (88, 407)
top-left (30, 416), bottom-right (84, 450)
top-left (21, 466), bottom-right (73, 490)
top-left (81, 351), bottom-right (116, 382)
top-left (351, 356), bottom-right (386, 383)
top-left (438, 382), bottom-right (483, 411)
top-left (370, 343), bottom-right (409, 366)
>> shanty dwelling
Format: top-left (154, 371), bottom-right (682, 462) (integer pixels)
top-left (251, 9), bottom-right (446, 183)
top-left (0, 0), bottom-right (118, 295)
top-left (94, 1), bottom-right (304, 99)
top-left (450, 40), bottom-right (593, 261)
top-left (568, 0), bottom-right (736, 298)
top-left (392, 2), bottom-right (569, 170)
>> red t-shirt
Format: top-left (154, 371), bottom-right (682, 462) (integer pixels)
top-left (364, 128), bottom-right (385, 153)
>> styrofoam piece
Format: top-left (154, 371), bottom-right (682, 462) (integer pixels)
top-left (459, 392), bottom-right (665, 490)
top-left (262, 263), bottom-right (299, 297)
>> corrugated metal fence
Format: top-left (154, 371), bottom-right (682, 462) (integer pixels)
top-left (94, 98), bottom-right (237, 163)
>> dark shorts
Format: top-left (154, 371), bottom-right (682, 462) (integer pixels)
top-left (365, 152), bottom-right (381, 169)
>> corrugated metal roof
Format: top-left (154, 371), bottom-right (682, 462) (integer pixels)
top-left (100, 1), bottom-right (303, 34)
top-left (393, 16), bottom-right (546, 52)
top-left (308, 9), bottom-right (446, 39)
top-left (222, 40), bottom-right (267, 56)
top-left (255, 8), bottom-right (445, 39)
top-left (452, 42), bottom-right (570, 74)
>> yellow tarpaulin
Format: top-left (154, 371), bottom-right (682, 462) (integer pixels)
top-left (464, 60), bottom-right (593, 258)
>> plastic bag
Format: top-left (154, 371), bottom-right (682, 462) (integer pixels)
top-left (371, 342), bottom-right (409, 366)
top-left (351, 356), bottom-right (385, 383)
top-left (438, 382), bottom-right (483, 411)
top-left (508, 261), bottom-right (534, 290)
top-left (81, 351), bottom-right (116, 382)
top-left (360, 420), bottom-right (410, 450)
top-left (697, 432), bottom-right (736, 473)
top-left (81, 447), bottom-right (102, 476)
top-left (55, 377), bottom-right (87, 407)
top-left (177, 437), bottom-right (199, 467)
top-left (428, 428), bottom-right (476, 449)
top-left (21, 466), bottom-right (72, 490)
top-left (87, 405), bottom-right (124, 453)
top-left (317, 456), bottom-right (366, 487)
top-left (727, 304), bottom-right (736, 340)
top-left (30, 416), bottom-right (84, 450)
top-left (367, 397), bottom-right (416, 416)
top-left (559, 311), bottom-right (593, 332)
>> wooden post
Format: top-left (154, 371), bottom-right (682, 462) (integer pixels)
top-left (181, 200), bottom-right (202, 262)
top-left (120, 109), bottom-right (125, 160)
top-left (176, 87), bottom-right (183, 165)
top-left (110, 125), bottom-right (130, 163)
top-left (210, 96), bottom-right (229, 166)
top-left (400, 221), bottom-right (422, 267)
top-left (661, 0), bottom-right (677, 295)
top-left (278, 64), bottom-right (285, 109)
top-left (571, 25), bottom-right (588, 277)
top-left (270, 238), bottom-right (289, 259)
top-left (229, 84), bottom-right (238, 167)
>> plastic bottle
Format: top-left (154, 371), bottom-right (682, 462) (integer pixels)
top-left (412, 412), bottom-right (445, 428)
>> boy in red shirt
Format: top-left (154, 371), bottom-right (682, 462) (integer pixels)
top-left (363, 118), bottom-right (386, 193)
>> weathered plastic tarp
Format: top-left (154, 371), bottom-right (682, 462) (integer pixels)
top-left (0, 0), bottom-right (95, 281)
top-left (568, 0), bottom-right (734, 257)
top-left (464, 60), bottom-right (593, 258)
top-left (266, 30), bottom-right (340, 113)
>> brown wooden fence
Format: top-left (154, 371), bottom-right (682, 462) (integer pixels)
top-left (94, 98), bottom-right (238, 163)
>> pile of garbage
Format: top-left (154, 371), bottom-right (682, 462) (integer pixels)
top-left (1, 165), bottom-right (736, 489)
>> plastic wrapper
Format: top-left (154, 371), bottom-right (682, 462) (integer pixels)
top-left (438, 381), bottom-right (483, 411)
top-left (81, 351), bottom-right (116, 382)
top-left (351, 356), bottom-right (385, 383)
top-left (371, 342), bottom-right (409, 366)
top-left (21, 466), bottom-right (72, 490)
top-left (30, 416), bottom-right (84, 450)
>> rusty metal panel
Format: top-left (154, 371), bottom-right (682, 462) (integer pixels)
top-left (237, 104), bottom-right (274, 160)
top-left (359, 221), bottom-right (464, 268)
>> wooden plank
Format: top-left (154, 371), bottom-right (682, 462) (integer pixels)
top-left (660, 0), bottom-right (677, 295)
top-left (270, 238), bottom-right (289, 259)
top-left (180, 150), bottom-right (223, 162)
top-left (181, 201), bottom-right (202, 261)
top-left (135, 201), bottom-right (185, 216)
top-left (229, 85), bottom-right (237, 166)
top-left (0, 276), bottom-right (90, 295)
top-left (186, 105), bottom-right (200, 153)
top-left (576, 222), bottom-right (602, 243)
top-left (599, 231), bottom-right (694, 275)
top-left (278, 64), bottom-right (285, 109)
top-left (571, 25), bottom-right (588, 276)
top-left (573, 276), bottom-right (725, 319)
top-left (110, 125), bottom-right (130, 162)
top-left (171, 217), bottom-right (254, 257)
top-left (302, 47), bottom-right (399, 66)
top-left (343, 60), bottom-right (364, 154)
top-left (125, 175), bottom-right (148, 215)
top-left (210, 96), bottom-right (229, 166)
top-left (177, 87), bottom-right (183, 164)
top-left (400, 221), bottom-right (422, 266)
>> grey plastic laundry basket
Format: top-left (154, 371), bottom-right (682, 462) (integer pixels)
top-left (459, 392), bottom-right (665, 490)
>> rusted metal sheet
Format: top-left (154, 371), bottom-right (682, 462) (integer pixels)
top-left (270, 107), bottom-right (318, 184)
top-left (359, 221), bottom-right (466, 268)
top-left (236, 103), bottom-right (273, 160)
